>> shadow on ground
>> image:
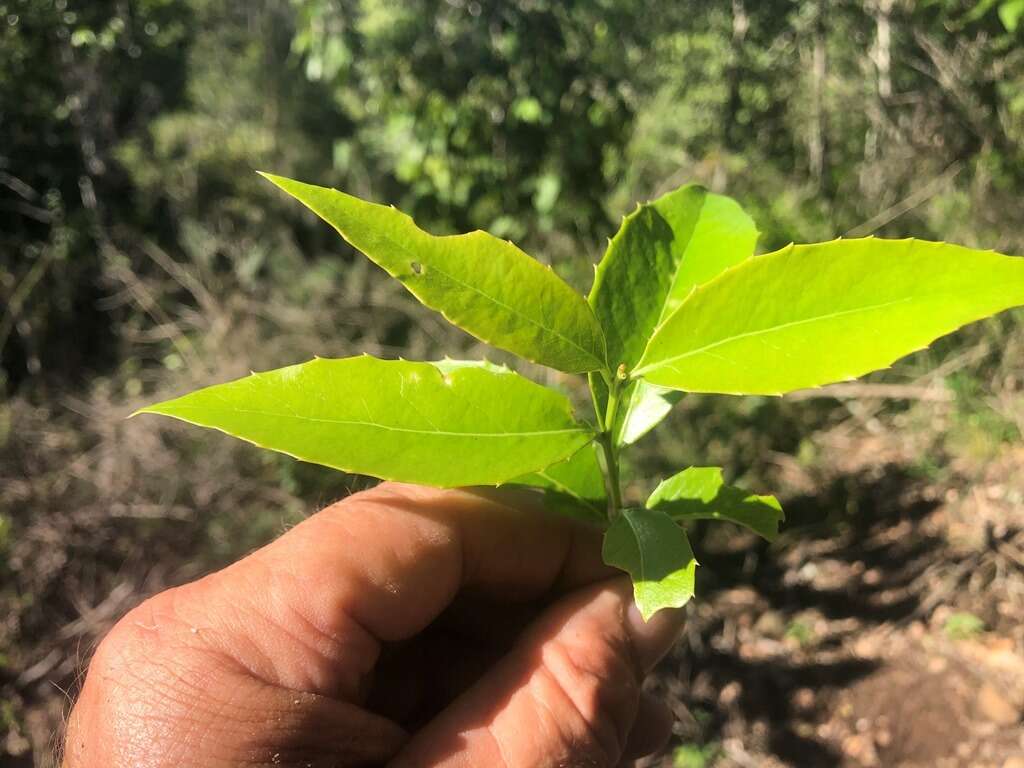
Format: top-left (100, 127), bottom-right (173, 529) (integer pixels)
top-left (651, 463), bottom-right (946, 766)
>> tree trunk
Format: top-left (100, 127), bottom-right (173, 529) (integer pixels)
top-left (725, 0), bottom-right (749, 151)
top-left (873, 0), bottom-right (893, 100)
top-left (808, 1), bottom-right (827, 186)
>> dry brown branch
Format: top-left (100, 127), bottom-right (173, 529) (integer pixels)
top-left (786, 382), bottom-right (954, 403)
top-left (844, 161), bottom-right (963, 237)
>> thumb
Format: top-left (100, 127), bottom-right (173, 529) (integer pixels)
top-left (389, 577), bottom-right (684, 768)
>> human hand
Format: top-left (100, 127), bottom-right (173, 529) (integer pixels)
top-left (64, 483), bottom-right (684, 767)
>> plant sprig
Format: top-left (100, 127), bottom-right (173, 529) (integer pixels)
top-left (137, 172), bottom-right (1024, 619)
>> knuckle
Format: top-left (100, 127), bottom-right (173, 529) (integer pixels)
top-left (73, 589), bottom-right (261, 764)
top-left (541, 631), bottom-right (640, 766)
top-left (84, 592), bottom-right (219, 715)
top-left (88, 592), bottom-right (179, 696)
top-left (90, 592), bottom-right (172, 679)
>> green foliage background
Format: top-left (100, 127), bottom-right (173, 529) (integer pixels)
top-left (5, 0), bottom-right (1024, 395)
top-left (6, 0), bottom-right (1023, 478)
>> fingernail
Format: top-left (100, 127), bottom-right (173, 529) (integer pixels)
top-left (624, 601), bottom-right (686, 673)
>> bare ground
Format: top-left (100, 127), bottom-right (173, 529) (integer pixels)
top-left (2, 398), bottom-right (1023, 767)
top-left (643, 434), bottom-right (1024, 768)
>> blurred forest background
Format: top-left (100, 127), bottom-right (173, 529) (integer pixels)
top-left (3, 1), bottom-right (1024, 766)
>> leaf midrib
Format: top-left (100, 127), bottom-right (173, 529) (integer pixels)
top-left (597, 190), bottom-right (709, 367)
top-left (156, 404), bottom-right (591, 439)
top-left (656, 192), bottom-right (710, 326)
top-left (623, 511), bottom-right (648, 584)
top-left (374, 227), bottom-right (605, 368)
top-left (635, 296), bottom-right (915, 375)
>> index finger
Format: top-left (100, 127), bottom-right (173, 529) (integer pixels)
top-left (268, 482), bottom-right (613, 637)
top-left (180, 482), bottom-right (614, 700)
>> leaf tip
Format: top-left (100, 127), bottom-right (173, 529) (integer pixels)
top-left (636, 603), bottom-right (658, 622)
top-left (129, 403), bottom-right (169, 420)
top-left (634, 592), bottom-right (694, 622)
top-left (255, 170), bottom-right (291, 190)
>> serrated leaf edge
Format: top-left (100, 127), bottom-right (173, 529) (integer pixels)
top-left (260, 172), bottom-right (609, 375)
top-left (646, 466), bottom-right (785, 541)
top-left (630, 237), bottom-right (1023, 394)
top-left (132, 357), bottom-right (594, 487)
top-left (604, 509), bottom-right (699, 620)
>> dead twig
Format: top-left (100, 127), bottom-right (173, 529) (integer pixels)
top-left (0, 249), bottom-right (54, 356)
top-left (787, 382), bottom-right (954, 403)
top-left (844, 160), bottom-right (963, 238)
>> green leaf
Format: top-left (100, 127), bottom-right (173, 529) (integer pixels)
top-left (430, 357), bottom-right (512, 376)
top-left (587, 375), bottom-right (683, 448)
top-left (260, 173), bottom-right (607, 374)
top-left (647, 467), bottom-right (784, 541)
top-left (588, 185), bottom-right (757, 442)
top-left (634, 238), bottom-right (1024, 395)
top-left (1000, 0), bottom-right (1024, 31)
top-left (602, 508), bottom-right (697, 620)
top-left (134, 356), bottom-right (593, 487)
top-left (590, 184), bottom-right (758, 372)
top-left (513, 442), bottom-right (606, 523)
top-left (615, 382), bottom-right (682, 446)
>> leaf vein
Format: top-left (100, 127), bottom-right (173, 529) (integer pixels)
top-left (376, 229), bottom-right (602, 366)
top-left (623, 512), bottom-right (647, 584)
top-left (636, 296), bottom-right (914, 375)
top-left (162, 405), bottom-right (590, 439)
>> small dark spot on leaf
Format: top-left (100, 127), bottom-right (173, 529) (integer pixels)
top-left (410, 261), bottom-right (422, 275)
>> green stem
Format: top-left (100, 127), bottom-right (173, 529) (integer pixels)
top-left (598, 431), bottom-right (623, 517)
top-left (592, 373), bottom-right (624, 520)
